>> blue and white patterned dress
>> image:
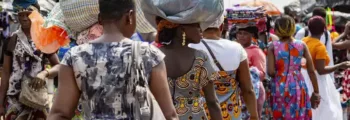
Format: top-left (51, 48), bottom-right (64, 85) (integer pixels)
top-left (61, 39), bottom-right (165, 119)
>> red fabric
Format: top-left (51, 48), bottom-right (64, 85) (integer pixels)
top-left (151, 41), bottom-right (163, 48)
top-left (342, 69), bottom-right (350, 102)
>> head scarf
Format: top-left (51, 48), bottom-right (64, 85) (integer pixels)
top-left (142, 0), bottom-right (224, 30)
top-left (207, 12), bottom-right (225, 29)
top-left (155, 19), bottom-right (179, 45)
top-left (17, 5), bottom-right (39, 12)
top-left (13, 0), bottom-right (37, 11)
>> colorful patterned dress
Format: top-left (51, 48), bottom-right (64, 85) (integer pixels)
top-left (203, 70), bottom-right (242, 120)
top-left (168, 50), bottom-right (217, 120)
top-left (270, 40), bottom-right (312, 120)
top-left (189, 39), bottom-right (249, 120)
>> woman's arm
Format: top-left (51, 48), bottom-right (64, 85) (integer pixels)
top-left (0, 35), bottom-right (16, 107)
top-left (303, 44), bottom-right (319, 93)
top-left (267, 44), bottom-right (276, 77)
top-left (336, 22), bottom-right (350, 43)
top-left (332, 40), bottom-right (350, 50)
top-left (334, 33), bottom-right (347, 43)
top-left (237, 59), bottom-right (258, 119)
top-left (48, 65), bottom-right (81, 120)
top-left (0, 55), bottom-right (12, 106)
top-left (149, 61), bottom-right (178, 120)
top-left (46, 54), bottom-right (60, 79)
top-left (202, 82), bottom-right (223, 120)
top-left (315, 60), bottom-right (348, 75)
top-left (31, 54), bottom-right (60, 89)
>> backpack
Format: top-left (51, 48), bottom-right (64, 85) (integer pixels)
top-left (128, 41), bottom-right (165, 120)
top-left (304, 27), bottom-right (329, 46)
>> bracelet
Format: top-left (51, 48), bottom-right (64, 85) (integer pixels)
top-left (45, 69), bottom-right (50, 77)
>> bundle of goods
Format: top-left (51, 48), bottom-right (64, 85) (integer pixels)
top-left (226, 5), bottom-right (266, 25)
top-left (225, 5), bottom-right (268, 40)
top-left (30, 9), bottom-right (70, 54)
top-left (142, 0), bottom-right (224, 31)
top-left (27, 0), bottom-right (159, 55)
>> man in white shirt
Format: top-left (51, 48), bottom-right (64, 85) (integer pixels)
top-left (295, 7), bottom-right (335, 80)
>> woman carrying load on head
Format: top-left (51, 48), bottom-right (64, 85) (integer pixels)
top-left (235, 25), bottom-right (266, 120)
top-left (267, 15), bottom-right (321, 119)
top-left (142, 0), bottom-right (224, 119)
top-left (225, 6), bottom-right (266, 119)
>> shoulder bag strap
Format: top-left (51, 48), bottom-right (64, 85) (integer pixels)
top-left (324, 30), bottom-right (329, 46)
top-left (201, 40), bottom-right (225, 71)
top-left (304, 27), bottom-right (309, 37)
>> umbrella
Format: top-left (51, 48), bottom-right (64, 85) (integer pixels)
top-left (240, 0), bottom-right (281, 16)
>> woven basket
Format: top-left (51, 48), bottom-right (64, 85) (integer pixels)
top-left (60, 0), bottom-right (99, 33)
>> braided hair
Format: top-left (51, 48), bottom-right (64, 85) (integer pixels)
top-left (274, 15), bottom-right (296, 39)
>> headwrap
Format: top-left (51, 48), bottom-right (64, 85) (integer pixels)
top-left (155, 19), bottom-right (179, 45)
top-left (17, 5), bottom-right (39, 12)
top-left (142, 0), bottom-right (224, 30)
top-left (207, 12), bottom-right (225, 29)
top-left (12, 0), bottom-right (37, 10)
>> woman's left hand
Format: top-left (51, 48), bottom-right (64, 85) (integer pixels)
top-left (30, 71), bottom-right (48, 90)
top-left (310, 92), bottom-right (321, 109)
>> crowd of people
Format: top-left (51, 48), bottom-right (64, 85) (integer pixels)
top-left (0, 0), bottom-right (349, 120)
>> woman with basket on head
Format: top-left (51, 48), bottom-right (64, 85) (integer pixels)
top-left (142, 0), bottom-right (224, 119)
top-left (0, 4), bottom-right (61, 120)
